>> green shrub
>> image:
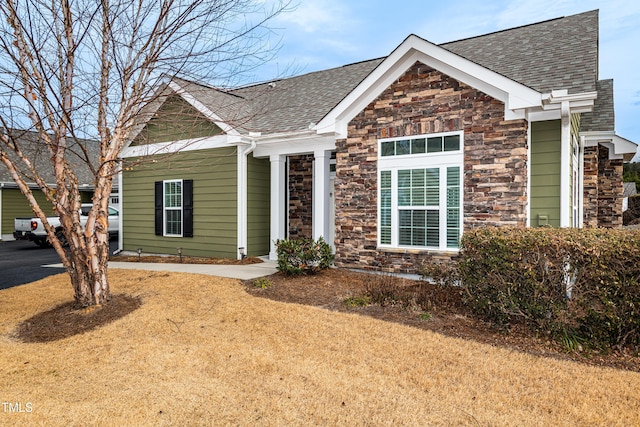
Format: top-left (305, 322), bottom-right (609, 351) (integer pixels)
top-left (252, 277), bottom-right (272, 289)
top-left (342, 296), bottom-right (372, 307)
top-left (275, 237), bottom-right (334, 275)
top-left (458, 227), bottom-right (640, 351)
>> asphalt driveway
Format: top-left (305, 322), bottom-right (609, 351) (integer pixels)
top-left (0, 239), bottom-right (118, 290)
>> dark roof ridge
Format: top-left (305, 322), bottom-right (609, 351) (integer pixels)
top-left (230, 57), bottom-right (387, 91)
top-left (172, 76), bottom-right (246, 100)
top-left (440, 9), bottom-right (598, 46)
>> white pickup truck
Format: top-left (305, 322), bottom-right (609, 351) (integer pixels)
top-left (14, 204), bottom-right (119, 247)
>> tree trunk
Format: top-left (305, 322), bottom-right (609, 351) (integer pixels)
top-left (66, 237), bottom-right (111, 307)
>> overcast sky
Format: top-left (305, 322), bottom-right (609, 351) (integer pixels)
top-left (254, 0), bottom-right (640, 160)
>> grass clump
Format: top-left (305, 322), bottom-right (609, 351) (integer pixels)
top-left (342, 296), bottom-right (372, 307)
top-left (252, 277), bottom-right (272, 289)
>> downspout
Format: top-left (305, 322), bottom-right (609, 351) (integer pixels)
top-left (560, 101), bottom-right (571, 227)
top-left (0, 183), bottom-right (3, 240)
top-left (526, 112), bottom-right (532, 228)
top-left (578, 135), bottom-right (585, 228)
top-left (116, 160), bottom-right (123, 255)
top-left (237, 139), bottom-right (257, 259)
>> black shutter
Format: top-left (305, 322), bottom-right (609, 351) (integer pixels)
top-left (183, 179), bottom-right (193, 237)
top-left (154, 181), bottom-right (163, 236)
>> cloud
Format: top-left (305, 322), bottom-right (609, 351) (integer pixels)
top-left (275, 0), bottom-right (355, 34)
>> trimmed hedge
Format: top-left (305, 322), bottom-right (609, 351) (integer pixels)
top-left (456, 227), bottom-right (640, 351)
top-left (275, 237), bottom-right (334, 275)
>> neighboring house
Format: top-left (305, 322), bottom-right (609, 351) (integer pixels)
top-left (623, 182), bottom-right (638, 212)
top-left (0, 130), bottom-right (117, 240)
top-left (120, 10), bottom-right (637, 273)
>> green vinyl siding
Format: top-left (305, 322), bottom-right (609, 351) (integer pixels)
top-left (132, 95), bottom-right (223, 146)
top-left (1, 188), bottom-right (55, 238)
top-left (247, 154), bottom-right (270, 256)
top-left (530, 120), bottom-right (561, 227)
top-left (122, 147), bottom-right (238, 258)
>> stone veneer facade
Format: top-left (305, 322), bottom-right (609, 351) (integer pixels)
top-left (288, 154), bottom-right (314, 239)
top-left (333, 62), bottom-right (529, 273)
top-left (582, 145), bottom-right (624, 228)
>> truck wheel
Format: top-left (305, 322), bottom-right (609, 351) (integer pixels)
top-left (35, 239), bottom-right (50, 248)
top-left (55, 229), bottom-right (69, 247)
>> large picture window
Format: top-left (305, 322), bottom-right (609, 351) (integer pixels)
top-left (155, 179), bottom-right (194, 237)
top-left (378, 132), bottom-right (462, 250)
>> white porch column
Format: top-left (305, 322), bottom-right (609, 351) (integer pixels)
top-left (560, 101), bottom-right (571, 227)
top-left (269, 154), bottom-right (286, 260)
top-left (313, 150), bottom-right (330, 241)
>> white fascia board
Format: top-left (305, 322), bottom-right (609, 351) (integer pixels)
top-left (120, 134), bottom-right (245, 158)
top-left (168, 81), bottom-right (241, 137)
top-left (315, 35), bottom-right (542, 138)
top-left (253, 132), bottom-right (336, 158)
top-left (581, 131), bottom-right (638, 160)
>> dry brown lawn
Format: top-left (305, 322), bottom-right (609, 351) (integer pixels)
top-left (1, 270), bottom-right (639, 426)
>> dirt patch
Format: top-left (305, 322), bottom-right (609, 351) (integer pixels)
top-left (110, 255), bottom-right (263, 265)
top-left (13, 294), bottom-right (142, 343)
top-left (244, 268), bottom-right (640, 372)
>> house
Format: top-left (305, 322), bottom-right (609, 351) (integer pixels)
top-left (623, 182), bottom-right (638, 213)
top-left (120, 10), bottom-right (637, 273)
top-left (0, 130), bottom-right (118, 240)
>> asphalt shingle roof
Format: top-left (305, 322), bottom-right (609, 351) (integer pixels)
top-left (0, 130), bottom-right (99, 187)
top-left (580, 79), bottom-right (615, 132)
top-left (441, 10), bottom-right (598, 94)
top-left (175, 10), bottom-right (602, 134)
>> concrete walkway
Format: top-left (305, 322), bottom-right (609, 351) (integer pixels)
top-left (45, 258), bottom-right (278, 281)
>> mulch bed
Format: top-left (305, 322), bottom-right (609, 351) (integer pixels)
top-left (244, 268), bottom-right (640, 372)
top-left (13, 294), bottom-right (142, 343)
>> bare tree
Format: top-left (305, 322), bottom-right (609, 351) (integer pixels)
top-left (0, 0), bottom-right (289, 306)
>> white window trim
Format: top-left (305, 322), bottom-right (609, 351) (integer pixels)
top-left (378, 131), bottom-right (463, 251)
top-left (163, 179), bottom-right (184, 237)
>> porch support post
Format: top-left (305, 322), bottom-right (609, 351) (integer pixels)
top-left (269, 154), bottom-right (286, 260)
top-left (560, 101), bottom-right (571, 227)
top-left (313, 150), bottom-right (330, 241)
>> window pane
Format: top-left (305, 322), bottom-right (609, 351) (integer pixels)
top-left (425, 168), bottom-right (439, 205)
top-left (411, 169), bottom-right (425, 187)
top-left (380, 208), bottom-right (391, 227)
top-left (396, 140), bottom-right (410, 155)
top-left (399, 210), bottom-right (412, 227)
top-left (380, 227), bottom-right (391, 245)
top-left (165, 210), bottom-right (182, 235)
top-left (427, 137), bottom-right (442, 153)
top-left (426, 210), bottom-right (439, 247)
top-left (381, 141), bottom-right (395, 157)
top-left (380, 170), bottom-right (392, 188)
top-left (411, 138), bottom-right (425, 154)
top-left (398, 170), bottom-right (411, 188)
top-left (444, 135), bottom-right (460, 151)
top-left (164, 181), bottom-right (182, 208)
top-left (380, 170), bottom-right (392, 245)
top-left (412, 188), bottom-right (425, 206)
top-left (447, 166), bottom-right (460, 187)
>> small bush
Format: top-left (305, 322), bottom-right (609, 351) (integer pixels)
top-left (365, 273), bottom-right (406, 307)
top-left (252, 277), bottom-right (272, 289)
top-left (275, 237), bottom-right (334, 276)
top-left (343, 296), bottom-right (372, 307)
